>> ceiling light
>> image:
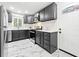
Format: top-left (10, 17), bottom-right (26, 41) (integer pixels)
top-left (10, 6), bottom-right (14, 10)
top-left (17, 10), bottom-right (22, 13)
top-left (25, 11), bottom-right (28, 14)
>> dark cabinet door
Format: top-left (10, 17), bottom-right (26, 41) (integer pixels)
top-left (12, 30), bottom-right (19, 41)
top-left (40, 32), bottom-right (44, 47)
top-left (36, 31), bottom-right (41, 45)
top-left (40, 9), bottom-right (45, 22)
top-left (44, 32), bottom-right (50, 41)
top-left (25, 30), bottom-right (30, 38)
top-left (19, 30), bottom-right (30, 39)
top-left (40, 3), bottom-right (57, 22)
top-left (45, 6), bottom-right (50, 21)
top-left (44, 40), bottom-right (50, 51)
top-left (35, 31), bottom-right (57, 54)
top-left (50, 3), bottom-right (57, 20)
top-left (44, 3), bottom-right (57, 21)
top-left (50, 32), bottom-right (57, 53)
top-left (24, 15), bottom-right (34, 24)
top-left (53, 3), bottom-right (57, 20)
top-left (19, 30), bottom-right (25, 39)
top-left (27, 15), bottom-right (34, 24)
top-left (12, 30), bottom-right (30, 41)
top-left (43, 32), bottom-right (50, 51)
top-left (24, 15), bottom-right (27, 24)
top-left (50, 32), bottom-right (57, 48)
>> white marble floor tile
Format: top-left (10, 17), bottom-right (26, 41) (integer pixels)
top-left (4, 39), bottom-right (72, 57)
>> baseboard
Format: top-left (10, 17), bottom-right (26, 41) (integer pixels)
top-left (59, 48), bottom-right (77, 57)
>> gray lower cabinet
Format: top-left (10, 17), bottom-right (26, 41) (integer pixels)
top-left (36, 31), bottom-right (57, 54)
top-left (44, 40), bottom-right (50, 51)
top-left (36, 31), bottom-right (41, 45)
top-left (12, 30), bottom-right (19, 41)
top-left (6, 30), bottom-right (30, 42)
top-left (40, 32), bottom-right (44, 47)
top-left (12, 30), bottom-right (30, 41)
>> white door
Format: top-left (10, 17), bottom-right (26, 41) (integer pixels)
top-left (59, 7), bottom-right (79, 57)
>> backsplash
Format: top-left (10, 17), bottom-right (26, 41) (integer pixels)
top-left (40, 20), bottom-right (57, 31)
top-left (8, 20), bottom-right (57, 31)
top-left (7, 20), bottom-right (57, 31)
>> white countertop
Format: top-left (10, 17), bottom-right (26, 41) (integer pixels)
top-left (4, 28), bottom-right (31, 31)
top-left (6, 28), bottom-right (30, 30)
top-left (36, 30), bottom-right (58, 32)
top-left (4, 28), bottom-right (58, 33)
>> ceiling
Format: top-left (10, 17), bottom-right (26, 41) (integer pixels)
top-left (0, 2), bottom-right (52, 15)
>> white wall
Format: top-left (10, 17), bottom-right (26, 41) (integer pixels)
top-left (56, 2), bottom-right (79, 56)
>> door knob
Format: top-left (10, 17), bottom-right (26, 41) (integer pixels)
top-left (59, 31), bottom-right (61, 33)
top-left (59, 28), bottom-right (61, 33)
top-left (59, 28), bottom-right (61, 30)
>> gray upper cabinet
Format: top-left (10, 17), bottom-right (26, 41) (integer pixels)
top-left (39, 9), bottom-right (45, 22)
top-left (24, 15), bottom-right (34, 24)
top-left (50, 2), bottom-right (57, 20)
top-left (44, 6), bottom-right (50, 21)
top-left (45, 2), bottom-right (57, 21)
top-left (24, 15), bottom-right (27, 24)
top-left (39, 2), bottom-right (57, 22)
top-left (24, 2), bottom-right (57, 23)
top-left (7, 10), bottom-right (12, 23)
top-left (27, 15), bottom-right (34, 24)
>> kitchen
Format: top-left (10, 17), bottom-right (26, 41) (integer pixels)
top-left (0, 2), bottom-right (79, 57)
